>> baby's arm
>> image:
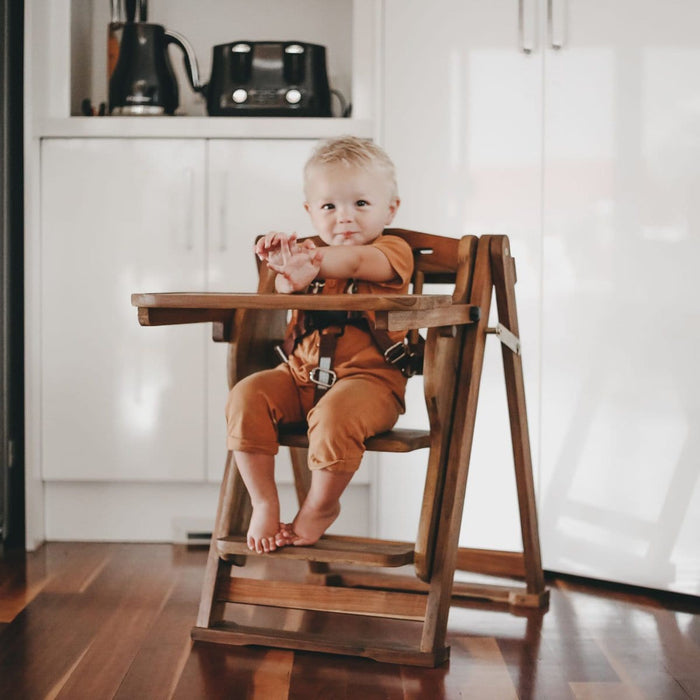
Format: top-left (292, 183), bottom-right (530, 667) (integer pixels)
top-left (314, 245), bottom-right (396, 283)
top-left (255, 236), bottom-right (397, 292)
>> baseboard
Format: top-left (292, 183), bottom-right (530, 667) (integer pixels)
top-left (43, 481), bottom-right (370, 542)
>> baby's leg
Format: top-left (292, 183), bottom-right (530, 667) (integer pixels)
top-left (234, 451), bottom-right (281, 553)
top-left (227, 366), bottom-right (308, 553)
top-left (280, 468), bottom-right (353, 546)
top-left (279, 375), bottom-right (402, 547)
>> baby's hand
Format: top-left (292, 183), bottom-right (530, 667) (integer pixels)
top-left (272, 240), bottom-right (323, 293)
top-left (255, 231), bottom-right (299, 266)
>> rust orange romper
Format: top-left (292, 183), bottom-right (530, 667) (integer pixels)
top-left (226, 234), bottom-right (414, 473)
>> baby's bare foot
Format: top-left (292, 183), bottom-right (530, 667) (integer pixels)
top-left (246, 503), bottom-right (280, 553)
top-left (287, 501), bottom-right (341, 546)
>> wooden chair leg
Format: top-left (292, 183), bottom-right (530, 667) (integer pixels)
top-left (421, 235), bottom-right (494, 656)
top-left (195, 451), bottom-right (250, 628)
top-left (289, 446), bottom-right (310, 506)
top-left (490, 237), bottom-right (547, 602)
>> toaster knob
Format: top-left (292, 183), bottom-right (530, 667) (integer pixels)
top-left (285, 89), bottom-right (302, 105)
top-left (232, 89), bottom-right (248, 104)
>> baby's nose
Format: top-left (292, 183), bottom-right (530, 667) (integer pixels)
top-left (336, 207), bottom-right (353, 223)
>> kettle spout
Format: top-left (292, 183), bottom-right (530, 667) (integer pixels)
top-left (165, 29), bottom-right (205, 93)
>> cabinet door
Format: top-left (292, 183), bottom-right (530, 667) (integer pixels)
top-left (541, 0), bottom-right (700, 594)
top-left (206, 139), bottom-right (318, 483)
top-left (40, 139), bottom-right (207, 481)
top-left (381, 0), bottom-right (543, 549)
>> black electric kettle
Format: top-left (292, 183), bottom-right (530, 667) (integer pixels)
top-left (109, 22), bottom-right (200, 115)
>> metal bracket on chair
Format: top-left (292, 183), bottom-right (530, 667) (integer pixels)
top-left (486, 323), bottom-right (521, 355)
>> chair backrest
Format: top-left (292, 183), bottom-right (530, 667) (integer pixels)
top-left (384, 228), bottom-right (466, 292)
top-left (381, 229), bottom-right (474, 371)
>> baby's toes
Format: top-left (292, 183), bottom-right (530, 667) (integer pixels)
top-left (274, 526), bottom-right (294, 547)
top-left (274, 532), bottom-right (291, 547)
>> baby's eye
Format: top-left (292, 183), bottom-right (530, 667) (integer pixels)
top-left (356, 200), bottom-right (369, 207)
top-left (321, 203), bottom-right (335, 211)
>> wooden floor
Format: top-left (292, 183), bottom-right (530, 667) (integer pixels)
top-left (1, 543), bottom-right (699, 699)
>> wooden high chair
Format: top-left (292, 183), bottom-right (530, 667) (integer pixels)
top-left (132, 229), bottom-right (548, 667)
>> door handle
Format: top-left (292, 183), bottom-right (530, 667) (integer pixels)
top-left (548, 0), bottom-right (565, 50)
top-left (518, 0), bottom-right (535, 54)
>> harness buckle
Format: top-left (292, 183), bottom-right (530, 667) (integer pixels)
top-left (309, 366), bottom-right (337, 389)
top-left (384, 341), bottom-right (408, 365)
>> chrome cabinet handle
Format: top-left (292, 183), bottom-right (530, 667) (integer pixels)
top-left (548, 0), bottom-right (565, 50)
top-left (518, 0), bottom-right (534, 54)
top-left (218, 172), bottom-right (228, 252)
top-left (183, 168), bottom-right (194, 251)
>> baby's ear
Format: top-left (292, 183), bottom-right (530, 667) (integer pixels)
top-left (386, 197), bottom-right (401, 224)
top-left (304, 201), bottom-right (311, 214)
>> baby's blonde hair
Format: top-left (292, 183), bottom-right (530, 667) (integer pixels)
top-left (303, 135), bottom-right (398, 199)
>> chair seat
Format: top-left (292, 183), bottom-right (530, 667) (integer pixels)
top-left (217, 534), bottom-right (415, 567)
top-left (278, 424), bottom-right (431, 452)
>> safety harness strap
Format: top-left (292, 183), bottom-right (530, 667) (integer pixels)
top-left (275, 279), bottom-right (424, 403)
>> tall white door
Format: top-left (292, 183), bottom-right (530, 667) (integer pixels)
top-left (381, 0), bottom-right (543, 551)
top-left (40, 139), bottom-right (208, 481)
top-left (540, 0), bottom-right (700, 594)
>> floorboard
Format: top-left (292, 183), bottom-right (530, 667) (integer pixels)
top-left (0, 542), bottom-right (698, 700)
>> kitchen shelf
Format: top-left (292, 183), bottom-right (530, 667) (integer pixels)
top-left (29, 1), bottom-right (377, 126)
top-left (37, 116), bottom-right (373, 140)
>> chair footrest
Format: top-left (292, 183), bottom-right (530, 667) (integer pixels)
top-left (278, 425), bottom-right (431, 452)
top-left (216, 534), bottom-right (415, 567)
top-left (191, 623), bottom-right (449, 667)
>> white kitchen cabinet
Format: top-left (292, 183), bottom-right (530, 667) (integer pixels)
top-left (380, 0), bottom-right (543, 554)
top-left (40, 138), bottom-right (208, 481)
top-left (40, 137), bottom-right (321, 485)
top-left (381, 0), bottom-right (700, 595)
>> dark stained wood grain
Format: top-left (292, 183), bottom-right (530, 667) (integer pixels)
top-left (132, 291), bottom-right (454, 311)
top-left (217, 534), bottom-right (415, 567)
top-left (278, 425), bottom-right (431, 453)
top-left (133, 293), bottom-right (479, 333)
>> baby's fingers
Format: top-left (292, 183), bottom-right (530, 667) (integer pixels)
top-left (255, 234), bottom-right (274, 258)
top-left (280, 237), bottom-right (292, 266)
top-left (255, 231), bottom-right (285, 256)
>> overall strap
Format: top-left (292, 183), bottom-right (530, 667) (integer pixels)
top-left (279, 279), bottom-right (328, 358)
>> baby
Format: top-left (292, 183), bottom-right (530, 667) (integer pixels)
top-left (226, 136), bottom-right (414, 553)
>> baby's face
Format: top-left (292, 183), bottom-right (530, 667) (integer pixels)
top-left (304, 163), bottom-right (399, 247)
